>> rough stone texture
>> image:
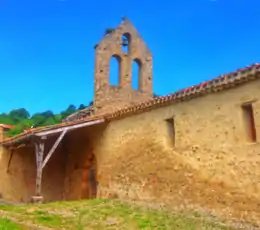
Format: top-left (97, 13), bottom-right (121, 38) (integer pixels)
top-left (92, 79), bottom-right (260, 226)
top-left (94, 18), bottom-right (153, 115)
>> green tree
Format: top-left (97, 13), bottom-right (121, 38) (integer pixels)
top-left (6, 124), bottom-right (25, 137)
top-left (2, 102), bottom-right (90, 137)
top-left (0, 113), bottom-right (14, 125)
top-left (9, 108), bottom-right (30, 120)
top-left (61, 105), bottom-right (77, 119)
top-left (78, 104), bottom-right (87, 110)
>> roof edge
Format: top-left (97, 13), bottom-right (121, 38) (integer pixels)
top-left (1, 117), bottom-right (105, 146)
top-left (105, 63), bottom-right (260, 121)
top-left (1, 63), bottom-right (260, 145)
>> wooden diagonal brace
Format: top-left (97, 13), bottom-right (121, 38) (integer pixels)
top-left (6, 149), bottom-right (14, 173)
top-left (42, 129), bottom-right (67, 170)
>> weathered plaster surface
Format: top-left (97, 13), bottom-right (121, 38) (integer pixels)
top-left (93, 79), bottom-right (260, 225)
top-left (1, 79), bottom-right (260, 225)
top-left (0, 135), bottom-right (66, 203)
top-left (63, 127), bottom-right (100, 201)
top-left (0, 145), bottom-right (35, 202)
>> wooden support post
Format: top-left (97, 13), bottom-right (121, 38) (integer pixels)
top-left (32, 130), bottom-right (67, 203)
top-left (42, 129), bottom-right (67, 170)
top-left (34, 142), bottom-right (39, 169)
top-left (32, 136), bottom-right (46, 203)
top-left (36, 140), bottom-right (44, 196)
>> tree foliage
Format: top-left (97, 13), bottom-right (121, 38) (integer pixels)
top-left (0, 103), bottom-right (91, 137)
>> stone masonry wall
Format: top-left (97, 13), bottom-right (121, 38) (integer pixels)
top-left (93, 19), bottom-right (153, 115)
top-left (93, 79), bottom-right (260, 226)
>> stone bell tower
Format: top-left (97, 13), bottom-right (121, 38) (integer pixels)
top-left (93, 18), bottom-right (153, 115)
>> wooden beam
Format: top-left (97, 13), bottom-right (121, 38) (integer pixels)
top-left (7, 143), bottom-right (33, 173)
top-left (34, 142), bottom-right (39, 169)
top-left (6, 149), bottom-right (14, 173)
top-left (9, 144), bottom-right (26, 150)
top-left (42, 129), bottom-right (67, 169)
top-left (35, 119), bottom-right (105, 137)
top-left (1, 134), bottom-right (34, 147)
top-left (2, 119), bottom-right (105, 147)
top-left (35, 137), bottom-right (45, 196)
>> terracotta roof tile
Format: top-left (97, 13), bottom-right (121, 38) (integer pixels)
top-left (1, 116), bottom-right (105, 145)
top-left (1, 63), bottom-right (260, 145)
top-left (0, 124), bottom-right (14, 129)
top-left (104, 63), bottom-right (260, 120)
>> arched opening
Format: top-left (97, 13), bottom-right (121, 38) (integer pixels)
top-left (81, 153), bottom-right (98, 199)
top-left (132, 59), bottom-right (142, 90)
top-left (109, 55), bottom-right (121, 86)
top-left (121, 33), bottom-right (131, 54)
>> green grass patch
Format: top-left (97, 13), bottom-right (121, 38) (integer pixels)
top-left (0, 218), bottom-right (23, 230)
top-left (0, 199), bottom-right (235, 229)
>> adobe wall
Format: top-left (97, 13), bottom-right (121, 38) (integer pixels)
top-left (63, 126), bottom-right (102, 201)
top-left (0, 145), bottom-right (35, 203)
top-left (93, 79), bottom-right (260, 225)
top-left (0, 136), bottom-right (66, 203)
top-left (41, 137), bottom-right (66, 202)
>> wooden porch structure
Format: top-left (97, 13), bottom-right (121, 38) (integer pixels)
top-left (3, 119), bottom-right (105, 203)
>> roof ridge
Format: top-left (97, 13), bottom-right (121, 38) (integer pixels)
top-left (1, 63), bottom-right (260, 145)
top-left (105, 63), bottom-right (260, 120)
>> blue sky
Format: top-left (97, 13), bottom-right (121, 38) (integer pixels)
top-left (0, 0), bottom-right (259, 115)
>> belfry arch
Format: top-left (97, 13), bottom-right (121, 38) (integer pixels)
top-left (93, 18), bottom-right (153, 115)
top-left (109, 55), bottom-right (122, 86)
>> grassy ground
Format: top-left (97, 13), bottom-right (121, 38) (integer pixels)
top-left (0, 218), bottom-right (23, 230)
top-left (0, 199), bottom-right (235, 230)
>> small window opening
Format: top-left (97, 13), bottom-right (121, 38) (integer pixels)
top-left (165, 117), bottom-right (175, 146)
top-left (242, 103), bottom-right (257, 142)
top-left (121, 33), bottom-right (131, 54)
top-left (109, 55), bottom-right (121, 86)
top-left (132, 59), bottom-right (142, 90)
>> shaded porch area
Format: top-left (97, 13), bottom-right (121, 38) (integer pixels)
top-left (2, 119), bottom-right (105, 203)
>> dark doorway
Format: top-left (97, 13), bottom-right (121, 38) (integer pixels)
top-left (81, 153), bottom-right (97, 199)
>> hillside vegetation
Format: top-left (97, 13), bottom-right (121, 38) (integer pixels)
top-left (0, 102), bottom-right (92, 137)
top-left (0, 199), bottom-right (235, 230)
top-left (0, 94), bottom-right (160, 138)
